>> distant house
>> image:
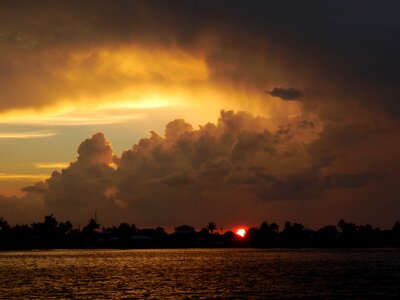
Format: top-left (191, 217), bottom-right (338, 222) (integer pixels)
top-left (174, 225), bottom-right (195, 235)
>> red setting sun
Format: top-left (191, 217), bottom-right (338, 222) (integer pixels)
top-left (236, 228), bottom-right (246, 238)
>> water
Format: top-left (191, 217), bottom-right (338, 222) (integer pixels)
top-left (0, 249), bottom-right (399, 299)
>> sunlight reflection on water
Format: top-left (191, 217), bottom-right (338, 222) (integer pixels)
top-left (0, 249), bottom-right (399, 299)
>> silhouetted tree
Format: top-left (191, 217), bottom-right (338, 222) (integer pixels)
top-left (392, 221), bottom-right (400, 246)
top-left (2, 215), bottom-right (400, 250)
top-left (154, 227), bottom-right (168, 240)
top-left (223, 230), bottom-right (235, 245)
top-left (117, 222), bottom-right (137, 238)
top-left (393, 221), bottom-right (400, 233)
top-left (280, 221), bottom-right (306, 246)
top-left (10, 224), bottom-right (31, 249)
top-left (59, 221), bottom-right (73, 236)
top-left (245, 226), bottom-right (257, 240)
top-left (315, 225), bottom-right (338, 247)
top-left (259, 222), bottom-right (279, 238)
top-left (199, 228), bottom-right (209, 236)
top-left (82, 218), bottom-right (100, 237)
top-left (30, 214), bottom-right (60, 248)
top-left (338, 219), bottom-right (357, 234)
top-left (358, 224), bottom-right (376, 246)
top-left (0, 217), bottom-right (9, 231)
top-left (245, 222), bottom-right (280, 247)
top-left (269, 222), bottom-right (280, 233)
top-left (337, 219), bottom-right (358, 246)
top-left (0, 217), bottom-right (11, 249)
top-left (207, 222), bottom-right (217, 234)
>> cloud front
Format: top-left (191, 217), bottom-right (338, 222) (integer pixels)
top-left (1, 109), bottom-right (393, 228)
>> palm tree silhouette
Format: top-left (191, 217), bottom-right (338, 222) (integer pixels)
top-left (207, 222), bottom-right (217, 235)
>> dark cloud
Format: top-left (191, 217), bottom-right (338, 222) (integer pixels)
top-left (0, 193), bottom-right (44, 224)
top-left (266, 87), bottom-right (303, 101)
top-left (21, 181), bottom-right (47, 194)
top-left (323, 172), bottom-right (386, 189)
top-left (2, 110), bottom-right (392, 227)
top-left (1, 1), bottom-right (400, 116)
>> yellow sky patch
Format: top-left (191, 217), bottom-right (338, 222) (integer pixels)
top-left (35, 162), bottom-right (69, 169)
top-left (0, 173), bottom-right (49, 180)
top-left (0, 131), bottom-right (57, 139)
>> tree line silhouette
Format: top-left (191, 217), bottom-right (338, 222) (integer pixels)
top-left (1, 215), bottom-right (400, 250)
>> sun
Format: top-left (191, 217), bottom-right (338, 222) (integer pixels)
top-left (236, 228), bottom-right (246, 238)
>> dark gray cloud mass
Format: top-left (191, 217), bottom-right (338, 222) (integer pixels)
top-left (0, 0), bottom-right (400, 116)
top-left (266, 88), bottom-right (303, 101)
top-left (1, 110), bottom-right (393, 227)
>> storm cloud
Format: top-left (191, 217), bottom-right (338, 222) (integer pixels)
top-left (1, 0), bottom-right (400, 117)
top-left (2, 110), bottom-right (391, 227)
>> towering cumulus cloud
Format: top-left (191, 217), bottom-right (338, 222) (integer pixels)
top-left (43, 133), bottom-right (117, 224)
top-left (6, 110), bottom-right (390, 227)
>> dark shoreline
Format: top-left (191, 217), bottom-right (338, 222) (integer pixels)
top-left (1, 215), bottom-right (400, 250)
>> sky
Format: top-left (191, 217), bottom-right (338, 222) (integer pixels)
top-left (1, 0), bottom-right (400, 230)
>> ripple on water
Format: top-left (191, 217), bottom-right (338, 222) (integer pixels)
top-left (0, 249), bottom-right (400, 299)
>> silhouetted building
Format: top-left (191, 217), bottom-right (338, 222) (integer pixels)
top-left (174, 225), bottom-right (195, 235)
